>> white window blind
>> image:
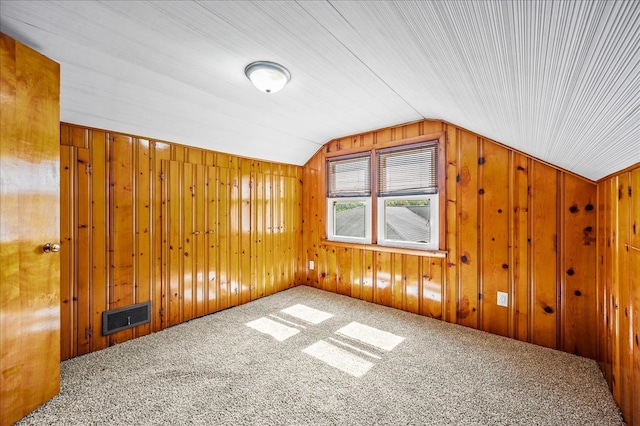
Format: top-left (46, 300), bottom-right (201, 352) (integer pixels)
top-left (327, 154), bottom-right (371, 197)
top-left (377, 143), bottom-right (438, 196)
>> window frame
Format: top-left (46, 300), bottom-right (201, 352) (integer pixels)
top-left (325, 152), bottom-right (373, 244)
top-left (324, 133), bottom-right (446, 253)
top-left (376, 193), bottom-right (439, 250)
top-left (326, 197), bottom-right (372, 244)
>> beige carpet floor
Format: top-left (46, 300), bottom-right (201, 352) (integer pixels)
top-left (18, 286), bottom-right (624, 425)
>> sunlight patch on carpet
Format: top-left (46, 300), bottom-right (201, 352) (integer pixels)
top-left (336, 322), bottom-right (404, 351)
top-left (281, 304), bottom-right (334, 324)
top-left (303, 340), bottom-right (374, 377)
top-left (245, 317), bottom-right (300, 341)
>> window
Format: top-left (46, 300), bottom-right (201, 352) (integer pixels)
top-left (376, 143), bottom-right (439, 250)
top-left (326, 153), bottom-right (372, 243)
top-left (326, 140), bottom-right (440, 251)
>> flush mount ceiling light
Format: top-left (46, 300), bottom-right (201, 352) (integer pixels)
top-left (244, 61), bottom-right (291, 93)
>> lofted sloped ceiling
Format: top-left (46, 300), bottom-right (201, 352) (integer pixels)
top-left (0, 0), bottom-right (638, 181)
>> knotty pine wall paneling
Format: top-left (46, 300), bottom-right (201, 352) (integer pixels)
top-left (59, 129), bottom-right (110, 358)
top-left (597, 164), bottom-right (640, 425)
top-left (59, 146), bottom-right (75, 360)
top-left (479, 140), bottom-right (511, 338)
top-left (561, 174), bottom-right (597, 358)
top-left (632, 167), bottom-right (640, 426)
top-left (301, 119), bottom-right (597, 360)
top-left (456, 129), bottom-right (480, 329)
top-left (109, 134), bottom-right (136, 345)
top-left (59, 123), bottom-right (302, 361)
top-left (529, 161), bottom-right (559, 350)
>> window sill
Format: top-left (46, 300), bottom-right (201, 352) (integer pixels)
top-left (321, 239), bottom-right (447, 258)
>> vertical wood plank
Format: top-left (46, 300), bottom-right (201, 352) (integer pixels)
top-left (326, 246), bottom-right (338, 293)
top-left (616, 174), bottom-right (632, 418)
top-left (562, 174), bottom-right (597, 358)
top-left (421, 257), bottom-right (443, 319)
top-left (513, 154), bottom-right (530, 343)
top-left (228, 166), bottom-right (240, 307)
top-left (351, 249), bottom-right (363, 300)
top-left (480, 141), bottom-right (510, 337)
top-left (630, 168), bottom-right (640, 426)
top-left (90, 131), bottom-right (109, 351)
top-left (240, 159), bottom-right (252, 304)
top-left (194, 164), bottom-right (206, 317)
top-left (253, 170), bottom-right (266, 299)
top-left (76, 147), bottom-right (92, 354)
top-left (264, 168), bottom-right (275, 295)
top-left (218, 167), bottom-right (231, 310)
top-left (445, 124), bottom-right (458, 324)
top-left (603, 179), bottom-right (615, 390)
top-left (135, 139), bottom-right (152, 337)
top-left (375, 251), bottom-right (392, 307)
top-left (530, 162), bottom-right (558, 350)
top-left (205, 166), bottom-right (219, 313)
top-left (109, 134), bottom-right (135, 344)
top-left (392, 253), bottom-right (404, 310)
top-left (336, 247), bottom-right (352, 296)
top-left (182, 162), bottom-right (194, 322)
top-left (404, 255), bottom-right (420, 314)
top-left (152, 141), bottom-right (171, 331)
top-left (596, 179), bottom-right (607, 376)
top-left (59, 146), bottom-right (75, 361)
top-left (631, 248), bottom-right (640, 426)
top-left (457, 131), bottom-right (479, 328)
top-left (609, 177), bottom-right (621, 406)
top-left (165, 160), bottom-right (183, 326)
top-left (361, 250), bottom-right (374, 303)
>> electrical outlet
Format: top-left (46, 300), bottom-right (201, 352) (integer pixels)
top-left (497, 291), bottom-right (508, 307)
top-left (309, 260), bottom-right (315, 270)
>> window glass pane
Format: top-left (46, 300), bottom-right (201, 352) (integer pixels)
top-left (327, 154), bottom-right (371, 197)
top-left (333, 201), bottom-right (366, 238)
top-left (383, 199), bottom-right (431, 243)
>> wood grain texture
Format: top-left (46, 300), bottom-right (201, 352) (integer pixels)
top-left (479, 141), bottom-right (510, 337)
top-left (58, 123), bottom-right (302, 362)
top-left (561, 174), bottom-right (597, 357)
top-left (0, 34), bottom-right (60, 426)
top-left (301, 119), bottom-right (598, 363)
top-left (597, 164), bottom-right (640, 426)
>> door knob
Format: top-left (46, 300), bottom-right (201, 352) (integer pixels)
top-left (43, 243), bottom-right (60, 253)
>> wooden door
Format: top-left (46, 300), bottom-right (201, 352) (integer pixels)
top-left (0, 33), bottom-right (61, 425)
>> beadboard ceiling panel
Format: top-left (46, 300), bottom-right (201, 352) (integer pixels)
top-left (1, 0), bottom-right (638, 179)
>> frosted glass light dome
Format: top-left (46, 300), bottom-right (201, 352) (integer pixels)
top-left (244, 61), bottom-right (291, 93)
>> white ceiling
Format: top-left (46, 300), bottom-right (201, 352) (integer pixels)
top-left (1, 0), bottom-right (638, 181)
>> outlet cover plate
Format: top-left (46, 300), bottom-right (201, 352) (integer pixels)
top-left (497, 291), bottom-right (508, 307)
top-left (309, 260), bottom-right (315, 270)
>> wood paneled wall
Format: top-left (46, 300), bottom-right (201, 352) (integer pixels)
top-left (301, 119), bottom-right (598, 359)
top-left (59, 124), bottom-right (303, 360)
top-left (597, 164), bottom-right (640, 426)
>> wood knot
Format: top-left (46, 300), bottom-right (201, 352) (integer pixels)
top-left (478, 189), bottom-right (485, 195)
top-left (574, 290), bottom-right (582, 296)
top-left (502, 264), bottom-right (508, 269)
top-left (543, 306), bottom-right (554, 314)
top-left (569, 205), bottom-right (579, 213)
top-left (567, 268), bottom-right (575, 276)
top-left (585, 204), bottom-right (594, 211)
